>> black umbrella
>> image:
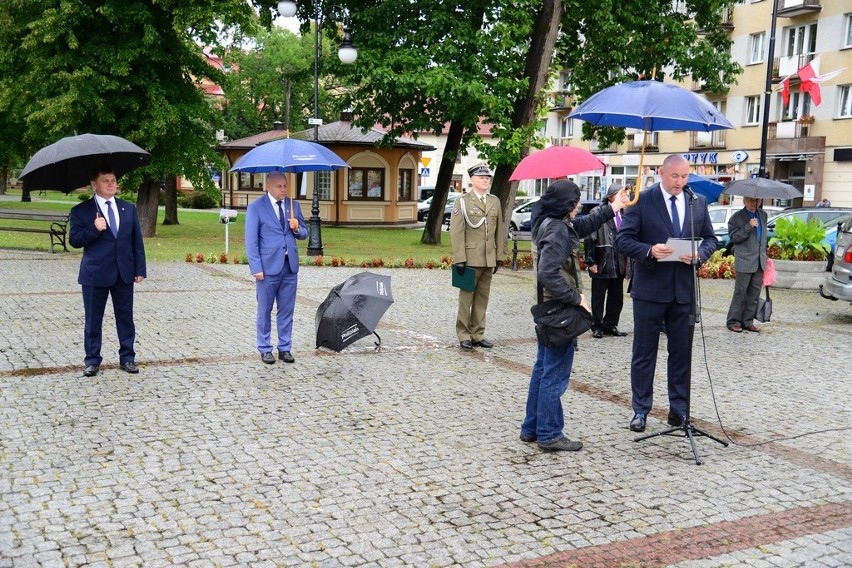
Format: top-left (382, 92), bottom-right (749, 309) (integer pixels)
top-left (20, 133), bottom-right (150, 193)
top-left (316, 272), bottom-right (394, 352)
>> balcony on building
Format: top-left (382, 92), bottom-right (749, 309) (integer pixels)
top-left (698, 6), bottom-right (735, 33)
top-left (772, 52), bottom-right (815, 82)
top-left (689, 130), bottom-right (727, 150)
top-left (768, 119), bottom-right (813, 140)
top-left (549, 91), bottom-right (574, 112)
top-left (589, 136), bottom-right (616, 154)
top-left (626, 130), bottom-right (659, 152)
top-left (776, 0), bottom-right (821, 19)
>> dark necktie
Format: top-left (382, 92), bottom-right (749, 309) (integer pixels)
top-left (276, 200), bottom-right (289, 255)
top-left (276, 200), bottom-right (288, 232)
top-left (669, 195), bottom-right (681, 238)
top-left (105, 201), bottom-right (118, 238)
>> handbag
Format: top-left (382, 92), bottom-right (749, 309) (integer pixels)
top-left (762, 258), bottom-right (776, 287)
top-left (755, 286), bottom-right (772, 323)
top-left (531, 283), bottom-right (593, 348)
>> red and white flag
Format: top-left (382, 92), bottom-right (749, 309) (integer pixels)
top-left (797, 55), bottom-right (846, 106)
top-left (780, 76), bottom-right (791, 107)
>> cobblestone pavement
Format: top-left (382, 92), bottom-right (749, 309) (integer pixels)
top-left (1, 248), bottom-right (850, 567)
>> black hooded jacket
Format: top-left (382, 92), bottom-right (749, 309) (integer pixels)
top-left (531, 181), bottom-right (615, 305)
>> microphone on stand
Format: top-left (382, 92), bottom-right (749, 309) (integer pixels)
top-left (683, 184), bottom-right (697, 200)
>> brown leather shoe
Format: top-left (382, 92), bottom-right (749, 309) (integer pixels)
top-left (744, 325), bottom-right (760, 332)
top-left (727, 324), bottom-right (743, 333)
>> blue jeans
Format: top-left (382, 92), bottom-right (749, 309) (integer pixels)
top-left (521, 340), bottom-right (575, 444)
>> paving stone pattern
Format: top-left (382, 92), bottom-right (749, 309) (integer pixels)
top-left (0, 249), bottom-right (850, 567)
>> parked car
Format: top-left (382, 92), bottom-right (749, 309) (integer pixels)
top-left (509, 197), bottom-right (540, 232)
top-left (709, 204), bottom-right (783, 234)
top-left (819, 216), bottom-right (852, 302)
top-left (516, 200), bottom-right (599, 232)
top-left (713, 205), bottom-right (784, 249)
top-left (766, 207), bottom-right (852, 270)
top-left (421, 192), bottom-right (462, 225)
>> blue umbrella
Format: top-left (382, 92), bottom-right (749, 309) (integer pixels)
top-left (569, 80), bottom-right (733, 132)
top-left (230, 138), bottom-right (348, 173)
top-left (686, 174), bottom-right (724, 203)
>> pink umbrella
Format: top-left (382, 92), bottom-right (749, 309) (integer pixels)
top-left (509, 146), bottom-right (606, 181)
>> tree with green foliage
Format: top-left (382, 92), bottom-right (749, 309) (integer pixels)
top-left (0, 0), bottom-right (277, 236)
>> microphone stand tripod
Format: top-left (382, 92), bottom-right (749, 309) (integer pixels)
top-left (634, 187), bottom-right (728, 465)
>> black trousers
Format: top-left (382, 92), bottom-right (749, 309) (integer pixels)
top-left (590, 277), bottom-right (625, 331)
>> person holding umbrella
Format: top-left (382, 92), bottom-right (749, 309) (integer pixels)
top-left (725, 197), bottom-right (768, 333)
top-left (520, 180), bottom-right (629, 451)
top-left (245, 172), bottom-right (308, 364)
top-left (450, 164), bottom-right (506, 350)
top-left (69, 168), bottom-right (147, 377)
top-left (584, 182), bottom-right (630, 339)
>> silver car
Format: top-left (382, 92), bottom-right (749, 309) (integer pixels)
top-left (820, 216), bottom-right (852, 302)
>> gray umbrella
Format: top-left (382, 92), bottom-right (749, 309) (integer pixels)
top-left (20, 133), bottom-right (150, 193)
top-left (724, 178), bottom-right (802, 200)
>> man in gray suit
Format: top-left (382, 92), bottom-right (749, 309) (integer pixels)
top-left (725, 197), bottom-right (768, 333)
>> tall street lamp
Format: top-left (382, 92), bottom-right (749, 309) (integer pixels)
top-left (757, 0), bottom-right (779, 179)
top-left (278, 1), bottom-right (357, 256)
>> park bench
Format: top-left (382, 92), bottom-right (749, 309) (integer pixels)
top-left (0, 209), bottom-right (70, 253)
top-left (510, 230), bottom-right (533, 271)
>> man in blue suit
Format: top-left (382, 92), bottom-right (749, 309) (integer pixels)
top-left (614, 155), bottom-right (717, 432)
top-left (245, 172), bottom-right (308, 364)
top-left (69, 168), bottom-right (147, 377)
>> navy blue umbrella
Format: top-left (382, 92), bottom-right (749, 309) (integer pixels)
top-left (230, 138), bottom-right (348, 174)
top-left (569, 81), bottom-right (734, 132)
top-left (687, 174), bottom-right (724, 203)
top-left (316, 272), bottom-right (394, 352)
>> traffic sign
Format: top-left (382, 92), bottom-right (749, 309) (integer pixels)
top-left (420, 167), bottom-right (430, 177)
top-left (308, 118), bottom-right (323, 125)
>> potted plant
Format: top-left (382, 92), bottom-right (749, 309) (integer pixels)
top-left (767, 216), bottom-right (829, 289)
top-left (797, 115), bottom-right (815, 125)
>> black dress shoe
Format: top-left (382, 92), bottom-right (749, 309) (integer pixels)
top-left (472, 339), bottom-right (493, 348)
top-left (278, 350), bottom-right (295, 363)
top-left (606, 327), bottom-right (628, 337)
top-left (119, 361), bottom-right (139, 374)
top-left (592, 329), bottom-right (604, 339)
top-left (459, 340), bottom-right (474, 350)
top-left (261, 352), bottom-right (276, 364)
top-left (519, 433), bottom-right (536, 443)
top-left (83, 365), bottom-right (99, 377)
top-left (629, 413), bottom-right (646, 432)
top-left (667, 412), bottom-right (686, 427)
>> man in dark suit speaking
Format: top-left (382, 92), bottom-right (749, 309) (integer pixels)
top-left (69, 168), bottom-right (147, 377)
top-left (614, 155), bottom-right (717, 432)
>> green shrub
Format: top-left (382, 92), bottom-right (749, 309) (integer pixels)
top-left (768, 216), bottom-right (829, 261)
top-left (184, 191), bottom-right (219, 209)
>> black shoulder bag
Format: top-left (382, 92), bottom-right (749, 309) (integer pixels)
top-left (530, 220), bottom-right (593, 347)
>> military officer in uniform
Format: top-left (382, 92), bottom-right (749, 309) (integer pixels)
top-left (450, 164), bottom-right (507, 350)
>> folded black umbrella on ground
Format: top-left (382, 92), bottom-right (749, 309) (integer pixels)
top-left (315, 272), bottom-right (393, 352)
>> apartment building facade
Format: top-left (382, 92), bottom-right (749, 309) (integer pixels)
top-left (538, 0), bottom-right (851, 206)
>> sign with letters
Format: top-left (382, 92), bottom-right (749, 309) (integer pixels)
top-left (682, 152), bottom-right (718, 164)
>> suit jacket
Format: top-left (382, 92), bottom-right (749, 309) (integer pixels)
top-left (449, 192), bottom-right (506, 267)
top-left (727, 207), bottom-right (768, 274)
top-left (69, 197), bottom-right (146, 287)
top-left (245, 195), bottom-right (308, 276)
top-left (614, 184), bottom-right (717, 304)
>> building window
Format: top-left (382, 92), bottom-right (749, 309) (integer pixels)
top-left (239, 172), bottom-right (264, 191)
top-left (784, 23), bottom-right (817, 60)
top-left (839, 85), bottom-right (852, 118)
top-left (781, 91), bottom-right (812, 122)
top-left (749, 32), bottom-right (765, 64)
top-left (560, 117), bottom-right (573, 140)
top-left (844, 14), bottom-right (852, 48)
top-left (398, 168), bottom-right (413, 201)
top-left (745, 96), bottom-right (761, 125)
top-left (348, 168), bottom-right (384, 200)
top-left (317, 171), bottom-right (331, 201)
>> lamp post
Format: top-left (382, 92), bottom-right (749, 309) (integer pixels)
top-left (757, 0), bottom-right (779, 179)
top-left (278, 1), bottom-right (357, 256)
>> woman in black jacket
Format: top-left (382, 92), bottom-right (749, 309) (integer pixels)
top-left (520, 180), bottom-right (628, 452)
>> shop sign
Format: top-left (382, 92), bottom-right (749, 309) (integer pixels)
top-left (682, 152), bottom-right (718, 164)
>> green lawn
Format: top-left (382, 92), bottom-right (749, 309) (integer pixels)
top-left (0, 191), bottom-right (456, 265)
